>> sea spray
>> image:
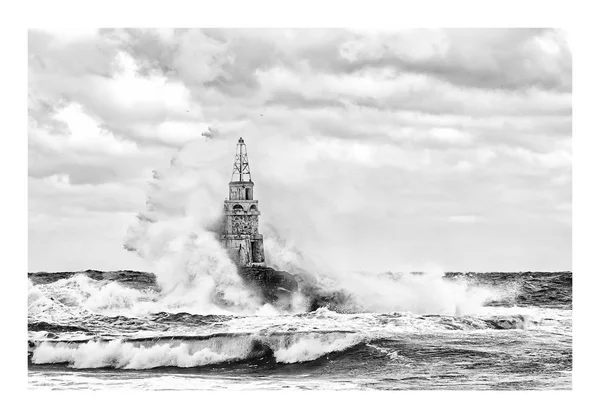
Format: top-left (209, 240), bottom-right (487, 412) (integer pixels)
top-left (123, 140), bottom-right (263, 314)
top-left (118, 137), bottom-right (510, 316)
top-left (262, 225), bottom-right (501, 315)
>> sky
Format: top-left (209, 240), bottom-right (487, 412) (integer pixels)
top-left (28, 28), bottom-right (572, 273)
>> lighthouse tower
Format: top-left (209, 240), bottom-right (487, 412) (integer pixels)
top-left (220, 137), bottom-right (266, 267)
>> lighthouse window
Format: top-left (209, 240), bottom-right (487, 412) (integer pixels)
top-left (249, 204), bottom-right (257, 211)
top-left (245, 188), bottom-right (252, 200)
top-left (233, 204), bottom-right (244, 211)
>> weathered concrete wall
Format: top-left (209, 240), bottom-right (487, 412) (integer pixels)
top-left (221, 180), bottom-right (266, 267)
top-left (221, 236), bottom-right (265, 267)
top-left (222, 237), bottom-right (252, 266)
top-left (222, 213), bottom-right (256, 235)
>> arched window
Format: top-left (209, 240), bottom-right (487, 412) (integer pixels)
top-left (249, 204), bottom-right (258, 211)
top-left (233, 204), bottom-right (244, 211)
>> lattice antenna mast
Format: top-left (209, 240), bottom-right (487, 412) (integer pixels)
top-left (231, 137), bottom-right (252, 182)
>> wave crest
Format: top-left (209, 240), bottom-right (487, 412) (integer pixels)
top-left (31, 332), bottom-right (363, 369)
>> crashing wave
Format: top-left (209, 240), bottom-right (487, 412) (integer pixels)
top-left (30, 331), bottom-right (363, 369)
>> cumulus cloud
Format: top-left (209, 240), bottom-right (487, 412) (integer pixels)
top-left (28, 28), bottom-right (571, 272)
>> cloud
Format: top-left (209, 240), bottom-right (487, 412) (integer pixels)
top-left (448, 215), bottom-right (486, 224)
top-left (28, 28), bottom-right (572, 272)
top-left (335, 29), bottom-right (571, 92)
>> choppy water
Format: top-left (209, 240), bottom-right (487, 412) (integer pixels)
top-left (28, 271), bottom-right (572, 390)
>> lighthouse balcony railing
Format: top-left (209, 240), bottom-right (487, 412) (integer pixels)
top-left (225, 199), bottom-right (259, 204)
top-left (226, 209), bottom-right (261, 215)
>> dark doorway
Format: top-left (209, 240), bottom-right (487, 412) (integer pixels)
top-left (250, 241), bottom-right (256, 263)
top-left (245, 188), bottom-right (252, 200)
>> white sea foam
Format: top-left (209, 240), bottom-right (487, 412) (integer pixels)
top-left (28, 273), bottom-right (265, 322)
top-left (27, 273), bottom-right (515, 330)
top-left (28, 274), bottom-right (160, 320)
top-left (263, 228), bottom-right (505, 315)
top-left (273, 333), bottom-right (362, 363)
top-left (340, 270), bottom-right (501, 315)
top-left (31, 332), bottom-right (363, 369)
top-left (32, 340), bottom-right (233, 369)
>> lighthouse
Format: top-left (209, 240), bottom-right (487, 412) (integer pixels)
top-left (220, 137), bottom-right (266, 267)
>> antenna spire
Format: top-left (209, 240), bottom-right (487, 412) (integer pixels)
top-left (231, 137), bottom-right (252, 182)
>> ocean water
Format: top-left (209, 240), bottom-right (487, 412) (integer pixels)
top-left (28, 271), bottom-right (572, 390)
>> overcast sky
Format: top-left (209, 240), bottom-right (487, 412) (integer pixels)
top-left (28, 28), bottom-right (571, 273)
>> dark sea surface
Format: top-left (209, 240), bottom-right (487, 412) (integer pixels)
top-left (28, 271), bottom-right (572, 390)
